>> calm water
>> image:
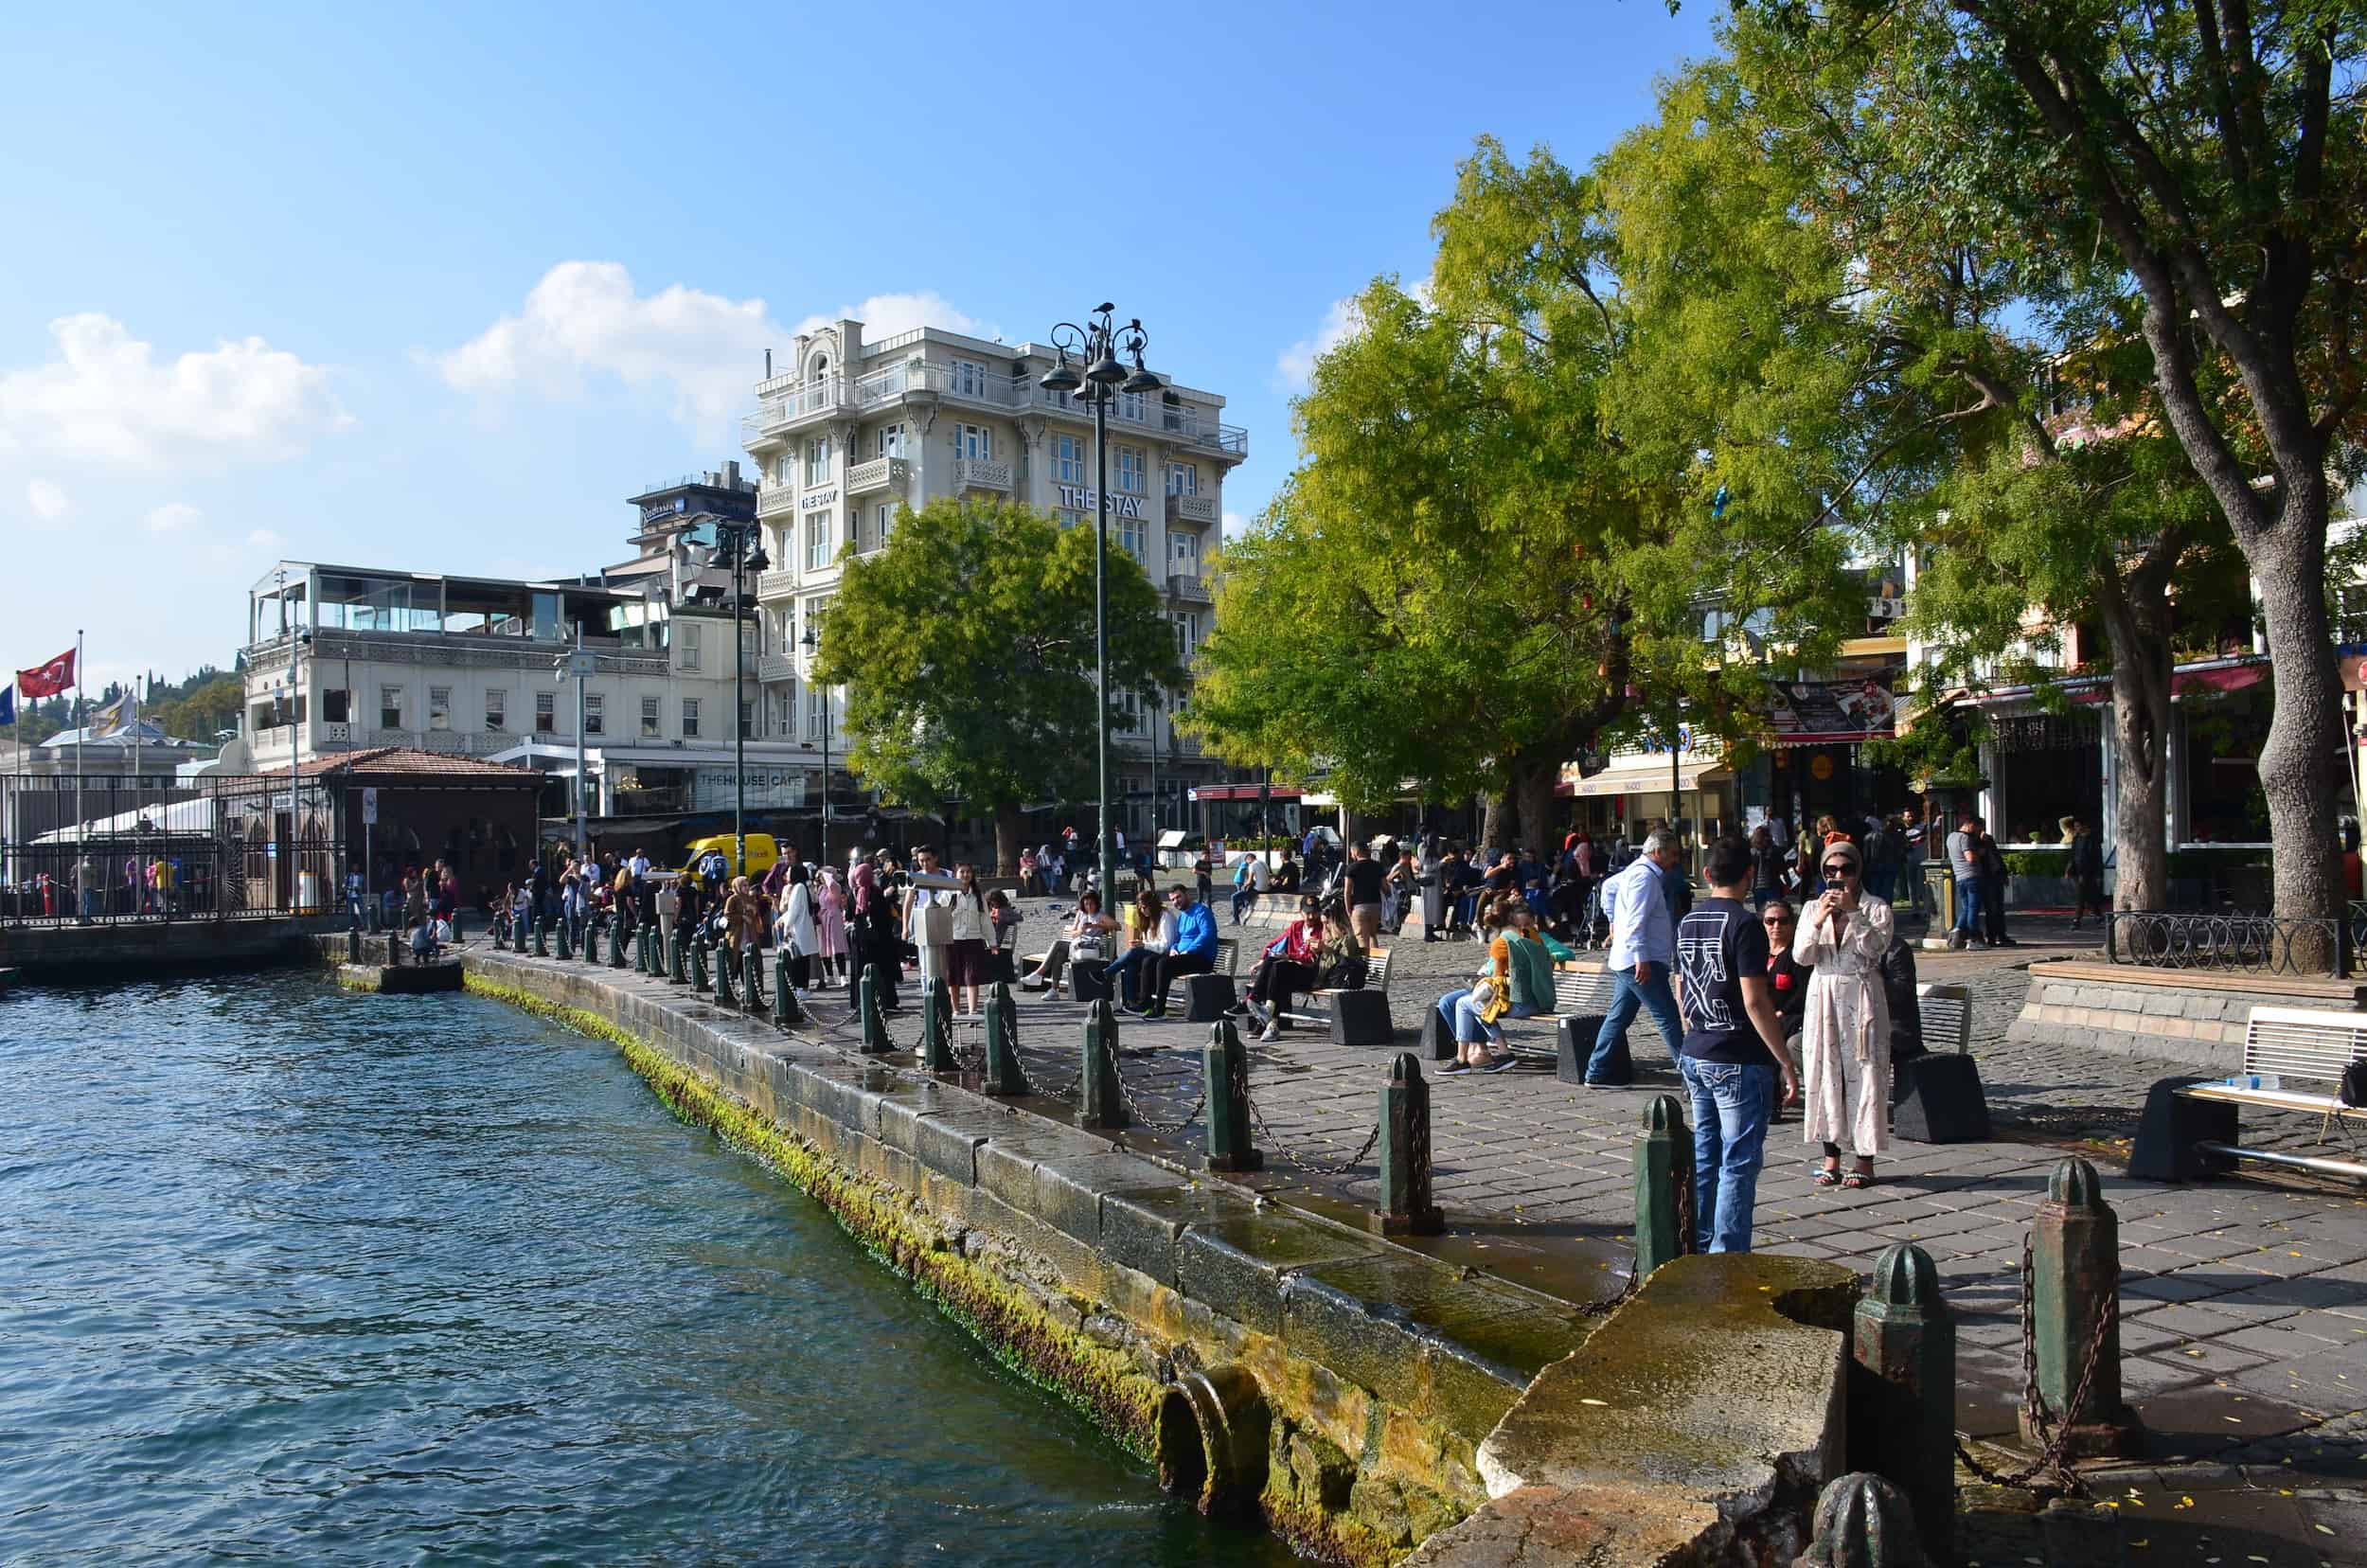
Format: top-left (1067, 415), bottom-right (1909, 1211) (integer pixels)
top-left (0, 973), bottom-right (1296, 1566)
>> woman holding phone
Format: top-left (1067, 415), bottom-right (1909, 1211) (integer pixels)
top-left (1793, 837), bottom-right (1893, 1189)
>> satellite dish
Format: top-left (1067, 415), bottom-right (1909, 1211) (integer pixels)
top-left (217, 736), bottom-right (255, 773)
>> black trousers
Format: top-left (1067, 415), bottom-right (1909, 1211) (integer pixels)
top-left (1142, 949), bottom-right (1215, 1011)
top-left (1248, 955), bottom-right (1317, 1015)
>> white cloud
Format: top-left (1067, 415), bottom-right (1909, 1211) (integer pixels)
top-left (791, 291), bottom-right (990, 344)
top-left (27, 477), bottom-right (68, 519)
top-left (436, 265), bottom-right (992, 428)
top-left (0, 313), bottom-right (347, 469)
top-left (143, 501), bottom-right (202, 533)
top-left (245, 527), bottom-right (282, 550)
top-left (1222, 509), bottom-right (1248, 536)
top-left (1275, 296), bottom-right (1364, 392)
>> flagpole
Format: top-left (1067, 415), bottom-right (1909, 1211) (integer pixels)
top-left (75, 630), bottom-right (85, 920)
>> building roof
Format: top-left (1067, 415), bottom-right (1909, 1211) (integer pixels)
top-left (257, 746), bottom-right (543, 782)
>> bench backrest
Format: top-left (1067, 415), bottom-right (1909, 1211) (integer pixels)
top-left (2243, 1006), bottom-right (2367, 1085)
top-left (1215, 935), bottom-right (1239, 975)
top-left (1366, 948), bottom-right (1392, 992)
top-left (1916, 982), bottom-right (1971, 1055)
top-left (1554, 966), bottom-right (1618, 1015)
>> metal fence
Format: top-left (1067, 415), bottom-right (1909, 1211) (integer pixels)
top-left (0, 773), bottom-right (346, 927)
top-left (2104, 908), bottom-right (2353, 979)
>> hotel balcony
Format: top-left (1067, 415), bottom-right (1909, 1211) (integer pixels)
top-left (1167, 573), bottom-right (1214, 604)
top-left (756, 484), bottom-right (797, 519)
top-left (845, 455), bottom-right (909, 496)
top-left (1166, 492), bottom-right (1219, 526)
top-left (756, 569), bottom-right (800, 599)
top-left (952, 457), bottom-right (1012, 494)
top-left (756, 653), bottom-right (797, 684)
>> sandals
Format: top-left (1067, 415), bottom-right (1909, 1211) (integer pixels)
top-left (1813, 1166), bottom-right (1842, 1188)
top-left (1842, 1168), bottom-right (1876, 1190)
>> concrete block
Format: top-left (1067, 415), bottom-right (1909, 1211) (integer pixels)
top-left (1400, 1483), bottom-right (1725, 1568)
top-left (1099, 1184), bottom-right (1259, 1289)
top-left (975, 1127), bottom-right (1105, 1215)
top-left (1024, 1151), bottom-right (1173, 1248)
top-left (2109, 1010), bottom-right (2145, 1035)
top-left (909, 1107), bottom-right (1008, 1185)
top-left (875, 1081), bottom-right (957, 1154)
top-left (2140, 992), bottom-right (2182, 1017)
top-left (1175, 1208), bottom-right (1384, 1336)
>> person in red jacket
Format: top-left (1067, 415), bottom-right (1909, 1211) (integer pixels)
top-left (1237, 895), bottom-right (1328, 1041)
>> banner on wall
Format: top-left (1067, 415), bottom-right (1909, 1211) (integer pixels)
top-left (1765, 677), bottom-right (1900, 745)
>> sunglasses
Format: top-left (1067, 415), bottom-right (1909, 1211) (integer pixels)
top-left (1763, 915), bottom-right (1793, 925)
top-left (1821, 864), bottom-right (1857, 877)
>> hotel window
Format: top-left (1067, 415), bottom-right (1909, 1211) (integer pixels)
top-left (321, 687), bottom-right (349, 723)
top-left (1056, 509), bottom-right (1083, 531)
top-left (584, 693), bottom-right (604, 737)
top-left (775, 688), bottom-right (794, 734)
top-left (1116, 446), bottom-right (1146, 494)
top-left (1117, 389), bottom-right (1146, 423)
top-left (805, 434), bottom-right (832, 487)
top-left (535, 691), bottom-right (556, 733)
top-left (640, 694), bottom-right (661, 739)
top-left (953, 423), bottom-right (992, 462)
top-left (1172, 529), bottom-right (1199, 569)
top-left (681, 623), bottom-right (703, 671)
top-left (877, 422), bottom-right (906, 458)
top-left (1055, 434), bottom-right (1085, 486)
top-left (380, 686), bottom-right (403, 730)
top-left (428, 686), bottom-right (452, 731)
top-left (1166, 461), bottom-right (1198, 495)
top-left (682, 697), bottom-right (701, 739)
top-left (740, 701), bottom-right (756, 740)
top-left (1172, 612), bottom-right (1201, 658)
top-left (876, 503), bottom-right (895, 549)
top-left (806, 689), bottom-right (826, 740)
top-left (1119, 514), bottom-right (1147, 561)
top-left (951, 358), bottom-right (988, 398)
top-left (484, 689), bottom-right (507, 732)
top-left (806, 510), bottom-right (832, 571)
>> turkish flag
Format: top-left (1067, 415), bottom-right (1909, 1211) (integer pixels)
top-left (16, 648), bottom-right (75, 699)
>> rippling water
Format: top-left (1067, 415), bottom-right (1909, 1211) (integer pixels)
top-left (0, 973), bottom-right (1296, 1566)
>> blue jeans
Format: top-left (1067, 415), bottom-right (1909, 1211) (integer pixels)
top-left (1586, 967), bottom-right (1684, 1082)
top-left (1679, 1057), bottom-right (1776, 1255)
top-left (1435, 985), bottom-right (1540, 1045)
top-left (1953, 878), bottom-right (1984, 938)
top-left (1104, 946), bottom-right (1153, 1007)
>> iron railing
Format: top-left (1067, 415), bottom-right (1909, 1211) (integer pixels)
top-left (2105, 909), bottom-right (2352, 979)
top-left (1, 772), bottom-right (349, 927)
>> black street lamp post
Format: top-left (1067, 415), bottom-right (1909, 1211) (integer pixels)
top-left (801, 623), bottom-right (831, 873)
top-left (717, 522), bottom-right (770, 875)
top-left (1041, 304), bottom-right (1161, 904)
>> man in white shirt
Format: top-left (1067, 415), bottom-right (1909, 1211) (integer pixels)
top-left (1581, 829), bottom-right (1689, 1085)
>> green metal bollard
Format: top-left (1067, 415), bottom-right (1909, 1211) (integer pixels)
top-left (2022, 1157), bottom-right (2140, 1459)
top-left (772, 950), bottom-right (802, 1027)
top-left (1797, 1472), bottom-right (1928, 1568)
top-left (668, 929), bottom-right (688, 985)
top-left (1377, 1052), bottom-right (1444, 1237)
top-left (1851, 1243), bottom-right (1954, 1565)
top-left (633, 924), bottom-right (650, 974)
top-left (982, 982), bottom-right (1029, 1096)
top-left (583, 918), bottom-right (601, 966)
top-left (690, 935), bottom-right (709, 992)
top-left (740, 944), bottom-right (766, 1012)
top-left (859, 966), bottom-right (892, 1054)
top-left (610, 918), bottom-right (630, 969)
top-left (1080, 1000), bottom-right (1128, 1128)
top-left (920, 977), bottom-right (957, 1071)
top-left (712, 942), bottom-right (736, 1007)
top-left (533, 918), bottom-right (551, 958)
top-left (555, 915), bottom-right (573, 961)
top-left (1202, 1020), bottom-right (1263, 1172)
top-left (1633, 1094), bottom-right (1695, 1279)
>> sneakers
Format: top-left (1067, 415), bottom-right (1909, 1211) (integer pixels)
top-left (1256, 1024), bottom-right (1281, 1042)
top-left (1947, 929), bottom-right (1967, 951)
top-left (1242, 999), bottom-right (1270, 1029)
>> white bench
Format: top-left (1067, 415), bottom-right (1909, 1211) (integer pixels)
top-left (2168, 1007), bottom-right (2367, 1180)
top-left (1503, 964), bottom-right (1620, 1063)
top-left (1279, 947), bottom-right (1394, 1031)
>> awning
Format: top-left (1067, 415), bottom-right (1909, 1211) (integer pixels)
top-left (2069, 660), bottom-right (2268, 704)
top-left (1560, 759), bottom-right (1729, 798)
top-left (1190, 784), bottom-right (1302, 803)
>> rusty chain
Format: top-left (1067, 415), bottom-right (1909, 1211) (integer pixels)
top-left (1950, 1231), bottom-right (2118, 1497)
top-left (1245, 1083), bottom-right (1381, 1176)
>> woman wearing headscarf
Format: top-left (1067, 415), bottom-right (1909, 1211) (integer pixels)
top-left (813, 866), bottom-right (848, 988)
top-left (775, 859), bottom-right (818, 996)
top-left (1792, 836), bottom-right (1894, 1188)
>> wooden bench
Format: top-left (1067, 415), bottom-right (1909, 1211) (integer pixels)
top-left (2139, 1007), bottom-right (2367, 1182)
top-left (1916, 982), bottom-right (1971, 1053)
top-left (1502, 963), bottom-right (1621, 1063)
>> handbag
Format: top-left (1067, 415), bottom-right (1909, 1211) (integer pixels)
top-left (2340, 1061), bottom-right (2366, 1109)
top-left (1472, 974), bottom-right (1508, 1025)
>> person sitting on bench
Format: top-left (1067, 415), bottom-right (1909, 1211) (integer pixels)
top-left (1238, 894), bottom-right (1326, 1042)
top-left (1125, 884), bottom-right (1217, 1019)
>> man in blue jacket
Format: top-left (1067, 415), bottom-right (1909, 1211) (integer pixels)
top-left (1132, 883), bottom-right (1219, 1019)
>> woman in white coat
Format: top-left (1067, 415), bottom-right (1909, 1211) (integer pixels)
top-left (1793, 836), bottom-right (1893, 1189)
top-left (775, 860), bottom-right (818, 995)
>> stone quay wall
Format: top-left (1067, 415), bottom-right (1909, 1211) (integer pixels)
top-left (2007, 960), bottom-right (2366, 1069)
top-left (2, 915), bottom-right (343, 979)
top-left (456, 951), bottom-right (1856, 1566)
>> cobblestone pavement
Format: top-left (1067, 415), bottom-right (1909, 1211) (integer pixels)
top-left (814, 900), bottom-right (2367, 1552)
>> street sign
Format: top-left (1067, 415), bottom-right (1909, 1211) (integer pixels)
top-left (362, 788), bottom-right (380, 827)
top-left (1186, 788), bottom-right (1199, 802)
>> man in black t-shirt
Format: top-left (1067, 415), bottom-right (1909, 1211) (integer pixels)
top-left (1342, 843), bottom-right (1386, 951)
top-left (1671, 834), bottom-right (1800, 1256)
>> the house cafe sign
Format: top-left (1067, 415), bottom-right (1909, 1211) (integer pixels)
top-left (1056, 484), bottom-right (1147, 520)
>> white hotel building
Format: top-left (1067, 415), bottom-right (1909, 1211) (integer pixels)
top-left (740, 315), bottom-right (1247, 836)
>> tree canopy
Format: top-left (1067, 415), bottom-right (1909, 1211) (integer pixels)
top-left (809, 498), bottom-right (1181, 871)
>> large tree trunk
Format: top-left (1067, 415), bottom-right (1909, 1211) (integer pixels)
top-left (1479, 789), bottom-right (1514, 856)
top-left (1509, 753), bottom-right (1562, 857)
top-left (992, 802), bottom-right (1023, 879)
top-left (2247, 496), bottom-right (2346, 927)
top-left (2095, 549), bottom-right (2178, 913)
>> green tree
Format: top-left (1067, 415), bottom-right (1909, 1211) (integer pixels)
top-left (810, 498), bottom-right (1182, 875)
top-left (1730, 0), bottom-right (2367, 922)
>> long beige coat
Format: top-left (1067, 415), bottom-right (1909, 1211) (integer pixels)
top-left (1792, 893), bottom-right (1895, 1153)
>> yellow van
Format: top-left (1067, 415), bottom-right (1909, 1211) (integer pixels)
top-left (676, 832), bottom-right (784, 882)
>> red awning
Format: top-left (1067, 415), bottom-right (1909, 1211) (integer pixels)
top-left (2071, 661), bottom-right (2268, 704)
top-left (1191, 783), bottom-right (1303, 803)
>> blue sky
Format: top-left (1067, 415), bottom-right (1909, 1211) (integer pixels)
top-left (0, 0), bottom-right (1717, 699)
